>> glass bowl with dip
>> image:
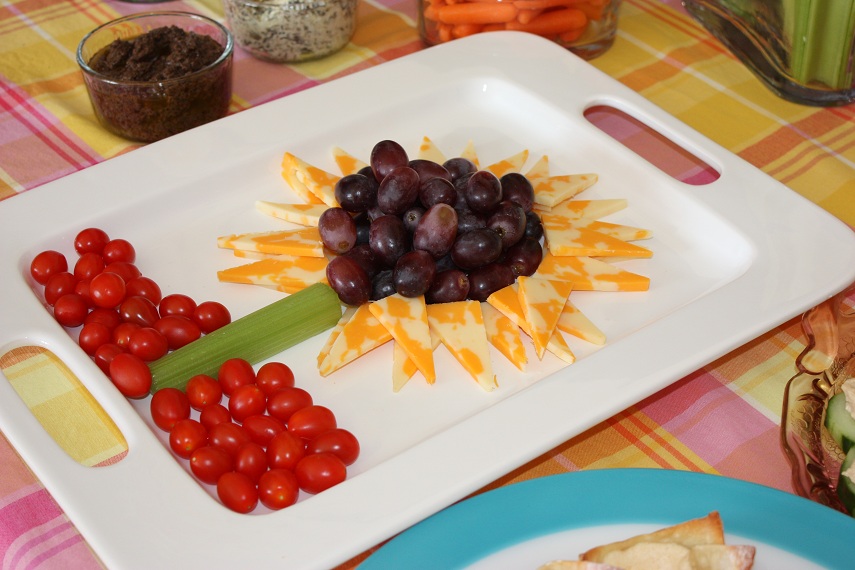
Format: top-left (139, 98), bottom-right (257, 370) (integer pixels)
top-left (77, 12), bottom-right (234, 143)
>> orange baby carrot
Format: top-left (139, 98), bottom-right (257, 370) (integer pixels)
top-left (559, 26), bottom-right (585, 42)
top-left (436, 2), bottom-right (519, 24)
top-left (513, 0), bottom-right (580, 10)
top-left (517, 8), bottom-right (544, 24)
top-left (438, 23), bottom-right (454, 42)
top-left (452, 23), bottom-right (485, 37)
top-left (505, 7), bottom-right (586, 34)
top-left (424, 4), bottom-right (441, 21)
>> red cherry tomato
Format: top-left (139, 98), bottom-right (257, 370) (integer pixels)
top-left (74, 228), bottom-right (110, 255)
top-left (186, 374), bottom-right (223, 410)
top-left (228, 384), bottom-right (267, 423)
top-left (169, 418), bottom-right (208, 459)
top-left (295, 452), bottom-right (347, 494)
top-left (125, 276), bottom-right (161, 304)
top-left (217, 358), bottom-right (255, 397)
top-left (217, 471), bottom-right (258, 514)
top-left (255, 362), bottom-right (295, 396)
top-left (73, 252), bottom-right (105, 281)
top-left (120, 295), bottom-right (159, 327)
top-left (266, 387), bottom-right (313, 423)
top-left (159, 293), bottom-right (196, 318)
top-left (103, 261), bottom-right (141, 283)
top-left (150, 387), bottom-right (191, 432)
top-left (102, 238), bottom-right (135, 264)
top-left (199, 403), bottom-right (231, 431)
top-left (85, 307), bottom-right (121, 330)
top-left (89, 271), bottom-right (126, 309)
top-left (154, 315), bottom-right (201, 350)
top-left (266, 430), bottom-right (306, 471)
top-left (44, 272), bottom-right (77, 306)
top-left (258, 469), bottom-right (300, 510)
top-left (94, 343), bottom-right (124, 375)
top-left (193, 301), bottom-right (231, 334)
top-left (190, 446), bottom-right (234, 485)
top-left (287, 405), bottom-right (337, 441)
top-left (208, 422), bottom-right (251, 458)
top-left (108, 352), bottom-right (152, 398)
top-left (53, 293), bottom-right (88, 327)
top-left (242, 414), bottom-right (285, 448)
top-left (112, 322), bottom-right (140, 349)
top-left (234, 442), bottom-right (268, 483)
top-left (78, 322), bottom-right (112, 355)
top-left (306, 428), bottom-right (360, 466)
top-left (73, 279), bottom-right (94, 307)
top-left (31, 250), bottom-right (68, 285)
top-left (128, 327), bottom-right (169, 361)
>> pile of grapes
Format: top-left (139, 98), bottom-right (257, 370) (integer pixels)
top-left (321, 140), bottom-right (545, 305)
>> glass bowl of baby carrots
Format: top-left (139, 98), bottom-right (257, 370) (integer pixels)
top-left (419, 0), bottom-right (621, 59)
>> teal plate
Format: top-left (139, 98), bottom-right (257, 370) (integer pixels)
top-left (360, 468), bottom-right (854, 569)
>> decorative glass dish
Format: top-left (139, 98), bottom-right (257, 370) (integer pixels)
top-left (782, 282), bottom-right (855, 514)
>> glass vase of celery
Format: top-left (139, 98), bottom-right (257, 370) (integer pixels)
top-left (683, 0), bottom-right (855, 106)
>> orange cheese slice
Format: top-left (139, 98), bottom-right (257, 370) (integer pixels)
top-left (531, 173), bottom-right (598, 207)
top-left (486, 284), bottom-right (575, 364)
top-left (459, 140), bottom-right (480, 168)
top-left (369, 294), bottom-right (436, 384)
top-left (525, 155), bottom-right (550, 179)
top-left (393, 334), bottom-right (441, 392)
top-left (319, 304), bottom-right (392, 377)
top-left (255, 201), bottom-right (328, 227)
top-left (282, 152), bottom-right (340, 207)
top-left (481, 302), bottom-right (526, 371)
top-left (534, 198), bottom-right (628, 220)
top-left (331, 146), bottom-right (368, 175)
top-left (318, 307), bottom-right (355, 368)
top-left (216, 256), bottom-right (328, 294)
top-left (485, 149), bottom-right (529, 178)
top-left (558, 218), bottom-right (652, 241)
top-left (517, 276), bottom-right (573, 359)
top-left (558, 300), bottom-right (606, 345)
top-left (417, 136), bottom-right (446, 164)
top-left (534, 252), bottom-right (650, 292)
top-left (217, 228), bottom-right (324, 257)
top-left (427, 301), bottom-right (496, 392)
top-left (540, 217), bottom-right (653, 258)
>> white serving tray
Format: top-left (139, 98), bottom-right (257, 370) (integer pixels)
top-left (1, 32), bottom-right (853, 570)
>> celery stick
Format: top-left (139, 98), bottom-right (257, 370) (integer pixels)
top-left (785, 0), bottom-right (855, 89)
top-left (148, 283), bottom-right (342, 393)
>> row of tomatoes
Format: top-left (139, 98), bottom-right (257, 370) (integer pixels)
top-left (29, 228), bottom-right (231, 397)
top-left (151, 357), bottom-right (359, 513)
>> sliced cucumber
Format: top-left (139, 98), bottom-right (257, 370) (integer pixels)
top-left (825, 392), bottom-right (855, 453)
top-left (838, 447), bottom-right (855, 516)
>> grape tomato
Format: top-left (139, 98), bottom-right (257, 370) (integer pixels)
top-left (242, 414), bottom-right (285, 447)
top-left (186, 374), bottom-right (223, 410)
top-left (257, 469), bottom-right (299, 510)
top-left (155, 315), bottom-right (201, 350)
top-left (150, 387), bottom-right (191, 432)
top-left (217, 358), bottom-right (255, 396)
top-left (128, 327), bottom-right (169, 361)
top-left (30, 250), bottom-right (68, 285)
top-left (208, 422), bottom-right (251, 458)
top-left (193, 301), bottom-right (231, 334)
top-left (306, 428), bottom-right (360, 466)
top-left (266, 430), bottom-right (306, 471)
top-left (190, 445), bottom-right (233, 485)
top-left (169, 419), bottom-right (208, 459)
top-left (73, 252), bottom-right (105, 281)
top-left (44, 272), bottom-right (77, 306)
top-left (102, 238), bottom-right (135, 264)
top-left (228, 384), bottom-right (267, 423)
top-left (266, 387), bottom-right (312, 423)
top-left (287, 405), bottom-right (337, 441)
top-left (217, 472), bottom-right (258, 514)
top-left (119, 295), bottom-right (159, 327)
top-left (199, 403), bottom-right (231, 431)
top-left (234, 442), bottom-right (268, 483)
top-left (53, 294), bottom-right (88, 327)
top-left (104, 261), bottom-right (141, 283)
top-left (295, 452), bottom-right (347, 494)
top-left (74, 228), bottom-right (110, 255)
top-left (255, 362), bottom-right (295, 396)
top-left (125, 276), bottom-right (161, 304)
top-left (108, 352), bottom-right (152, 398)
top-left (89, 271), bottom-right (126, 309)
top-left (159, 293), bottom-right (196, 317)
top-left (78, 322), bottom-right (112, 355)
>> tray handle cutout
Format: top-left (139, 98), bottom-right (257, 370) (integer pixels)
top-left (0, 346), bottom-right (128, 467)
top-left (584, 105), bottom-right (720, 185)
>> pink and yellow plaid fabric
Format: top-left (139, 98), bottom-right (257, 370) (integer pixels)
top-left (1, 0), bottom-right (853, 568)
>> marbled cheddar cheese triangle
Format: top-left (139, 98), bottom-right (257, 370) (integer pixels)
top-left (331, 146), bottom-right (368, 175)
top-left (417, 136), bottom-right (446, 164)
top-left (255, 201), bottom-right (328, 227)
top-left (531, 173), bottom-right (598, 207)
top-left (558, 300), bottom-right (606, 345)
top-left (282, 152), bottom-right (340, 207)
top-left (541, 218), bottom-right (653, 258)
top-left (534, 252), bottom-right (650, 292)
top-left (562, 218), bottom-right (652, 241)
top-left (217, 228), bottom-right (324, 257)
top-left (392, 335), bottom-right (441, 392)
top-left (281, 152), bottom-right (324, 205)
top-left (369, 294), bottom-right (436, 384)
top-left (427, 301), bottom-right (496, 392)
top-left (459, 140), bottom-right (479, 168)
top-left (485, 149), bottom-right (529, 178)
top-left (517, 276), bottom-right (573, 359)
top-left (525, 155), bottom-right (550, 179)
top-left (534, 198), bottom-right (628, 220)
top-left (217, 256), bottom-right (328, 293)
top-left (481, 302), bottom-right (526, 371)
top-left (319, 304), bottom-right (392, 377)
top-left (318, 307), bottom-right (355, 368)
top-left (486, 284), bottom-right (575, 363)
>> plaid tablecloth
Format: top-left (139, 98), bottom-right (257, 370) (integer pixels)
top-left (1, 0), bottom-right (853, 568)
